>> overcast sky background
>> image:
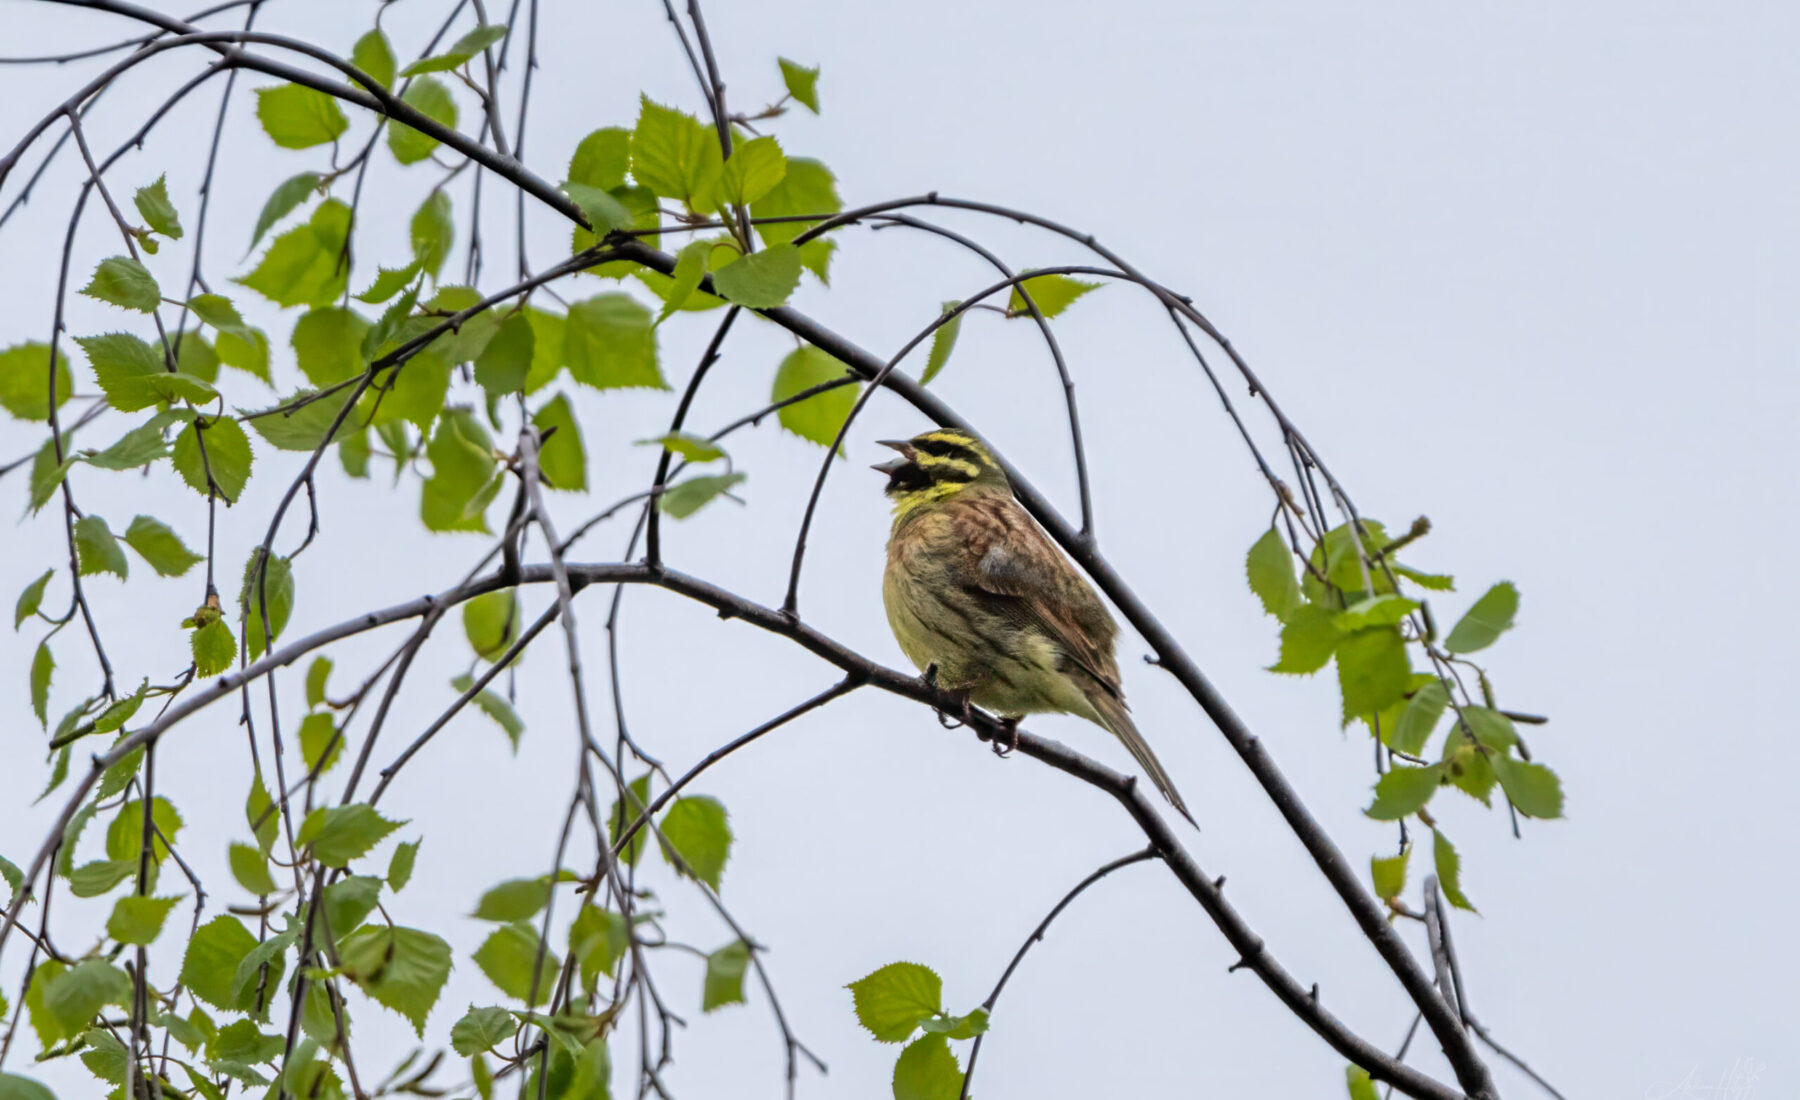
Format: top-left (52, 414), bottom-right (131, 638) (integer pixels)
top-left (2, 1), bottom-right (1795, 1097)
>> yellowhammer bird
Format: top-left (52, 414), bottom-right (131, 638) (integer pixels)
top-left (875, 428), bottom-right (1195, 825)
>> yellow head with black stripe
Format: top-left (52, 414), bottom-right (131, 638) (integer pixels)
top-left (872, 428), bottom-right (1008, 519)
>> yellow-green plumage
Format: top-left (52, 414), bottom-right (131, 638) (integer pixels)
top-left (875, 429), bottom-right (1195, 825)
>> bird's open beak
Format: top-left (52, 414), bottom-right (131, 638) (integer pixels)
top-left (871, 439), bottom-right (914, 475)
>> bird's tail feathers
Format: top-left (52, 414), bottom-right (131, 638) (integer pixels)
top-left (1090, 692), bottom-right (1197, 828)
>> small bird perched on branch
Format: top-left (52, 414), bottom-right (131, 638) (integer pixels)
top-left (874, 428), bottom-right (1195, 826)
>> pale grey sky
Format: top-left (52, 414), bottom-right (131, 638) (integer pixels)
top-left (2, 2), bottom-right (1795, 1098)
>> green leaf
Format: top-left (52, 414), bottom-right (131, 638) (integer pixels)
top-left (659, 795), bottom-right (731, 891)
top-left (531, 392), bottom-right (587, 491)
top-left (800, 237), bottom-right (836, 284)
top-left (106, 795), bottom-right (181, 863)
top-left (702, 939), bottom-right (751, 1012)
top-left (14, 570), bottom-right (53, 630)
top-left (410, 189), bottom-right (455, 277)
top-left (1246, 527), bottom-right (1305, 621)
top-left (638, 431), bottom-right (724, 463)
top-left (1370, 849), bottom-right (1408, 901)
top-left (388, 838), bottom-right (420, 891)
top-left (339, 925), bottom-right (452, 1036)
top-left (656, 239), bottom-right (712, 324)
top-left (209, 1018), bottom-right (286, 1066)
top-left (773, 345), bottom-right (856, 448)
top-left (299, 712), bottom-right (342, 775)
top-left (122, 515), bottom-right (201, 577)
top-left (560, 180), bottom-right (634, 238)
top-left (919, 1008), bottom-right (988, 1040)
top-left (80, 1025), bottom-right (129, 1084)
top-left (462, 589), bottom-right (518, 659)
top-left (1443, 581), bottom-right (1518, 654)
top-left (778, 58), bottom-right (821, 113)
top-left (1268, 602), bottom-right (1342, 674)
top-left (421, 407), bottom-right (496, 532)
top-left (322, 875), bottom-right (383, 939)
top-left (1347, 1064), bottom-right (1380, 1100)
top-left (238, 198), bottom-right (352, 308)
top-left (74, 515), bottom-right (128, 579)
top-left (292, 306), bottom-right (371, 385)
top-left (247, 777), bottom-right (277, 852)
top-left (226, 926), bottom-right (292, 1019)
top-left (1336, 626), bottom-right (1411, 726)
top-left (472, 877), bottom-right (551, 923)
top-left (1432, 829), bottom-right (1476, 912)
top-left (629, 96), bottom-right (722, 208)
top-left (1366, 764), bottom-right (1443, 821)
top-left (26, 449), bottom-right (67, 515)
top-left (402, 24), bottom-right (507, 76)
top-left (171, 415), bottom-right (253, 502)
top-left (296, 804), bottom-right (404, 868)
top-left (255, 83), bottom-right (348, 149)
top-left (607, 775), bottom-right (653, 867)
top-left (0, 342), bottom-right (73, 421)
top-left (1389, 680), bottom-right (1449, 756)
top-left (191, 616), bottom-right (235, 677)
top-left (1492, 757), bottom-right (1563, 819)
top-left (389, 75), bottom-right (458, 166)
top-left (1457, 706), bottom-right (1518, 752)
top-left (81, 256), bottom-right (161, 313)
top-left (351, 28), bottom-right (396, 88)
top-left (1393, 563), bottom-right (1455, 591)
top-left (0, 1074), bottom-right (56, 1100)
top-left (569, 906), bottom-right (627, 990)
top-left (43, 959), bottom-right (129, 1037)
top-left (524, 307), bottom-right (566, 391)
top-left (243, 388), bottom-right (361, 453)
top-left (107, 893), bottom-right (181, 945)
top-left (68, 859), bottom-right (135, 897)
top-left (562, 293), bottom-right (663, 390)
top-left (248, 172), bottom-right (322, 252)
top-left (472, 921), bottom-right (558, 1006)
top-left (917, 301), bottom-right (963, 386)
top-left (29, 641), bottom-right (52, 725)
top-left (0, 856), bottom-right (20, 908)
top-left (711, 242), bottom-right (801, 309)
top-left (847, 962), bottom-right (942, 1043)
top-left (718, 136), bottom-right (788, 207)
top-left (751, 157), bottom-right (841, 248)
top-left (450, 674), bottom-right (525, 750)
top-left (451, 1005), bottom-right (517, 1056)
top-left (660, 472), bottom-right (745, 519)
top-left (1335, 594), bottom-right (1419, 631)
top-left (304, 656), bottom-right (332, 709)
top-left (133, 174), bottom-right (183, 239)
top-left (1008, 272), bottom-right (1099, 318)
top-left (218, 325), bottom-right (272, 383)
top-left (95, 686), bottom-right (145, 736)
top-left (893, 1033), bottom-right (963, 1100)
top-left (95, 748), bottom-right (144, 800)
top-left (78, 331), bottom-right (162, 412)
top-left (569, 127), bottom-right (631, 191)
top-left (475, 311), bottom-right (534, 394)
top-left (356, 262), bottom-right (420, 305)
top-left (83, 412), bottom-right (177, 470)
top-left (229, 841), bottom-right (277, 895)
top-left (174, 330), bottom-right (220, 382)
top-left (239, 549), bottom-right (294, 658)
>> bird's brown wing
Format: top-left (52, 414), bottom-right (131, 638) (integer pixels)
top-left (949, 494), bottom-right (1124, 697)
